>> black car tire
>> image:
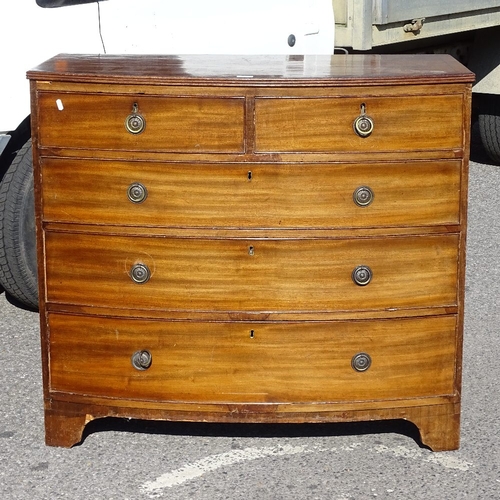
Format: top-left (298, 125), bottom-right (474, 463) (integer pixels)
top-left (479, 113), bottom-right (500, 164)
top-left (478, 96), bottom-right (500, 164)
top-left (0, 140), bottom-right (38, 310)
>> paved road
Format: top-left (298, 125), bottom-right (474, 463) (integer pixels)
top-left (1, 124), bottom-right (500, 499)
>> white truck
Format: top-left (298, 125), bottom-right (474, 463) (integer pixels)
top-left (1, 0), bottom-right (499, 309)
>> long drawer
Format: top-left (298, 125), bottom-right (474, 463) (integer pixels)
top-left (48, 313), bottom-right (457, 403)
top-left (41, 158), bottom-right (462, 228)
top-left (255, 94), bottom-right (465, 153)
top-left (44, 232), bottom-right (459, 312)
top-left (36, 93), bottom-right (245, 152)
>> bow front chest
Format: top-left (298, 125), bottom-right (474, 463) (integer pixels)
top-left (28, 54), bottom-right (474, 449)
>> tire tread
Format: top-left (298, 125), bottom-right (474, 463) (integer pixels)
top-left (0, 141), bottom-right (38, 309)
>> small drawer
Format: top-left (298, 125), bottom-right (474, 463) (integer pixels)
top-left (40, 158), bottom-right (461, 228)
top-left (48, 314), bottom-right (457, 403)
top-left (255, 94), bottom-right (464, 153)
top-left (36, 93), bottom-right (245, 153)
top-left (44, 232), bottom-right (459, 313)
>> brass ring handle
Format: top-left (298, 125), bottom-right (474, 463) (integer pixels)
top-left (125, 102), bottom-right (146, 134)
top-left (353, 103), bottom-right (374, 138)
top-left (353, 115), bottom-right (374, 137)
top-left (131, 350), bottom-right (152, 371)
top-left (352, 265), bottom-right (372, 286)
top-left (127, 182), bottom-right (148, 204)
top-left (130, 263), bottom-right (151, 284)
top-left (353, 186), bottom-right (374, 207)
top-left (351, 352), bottom-right (372, 372)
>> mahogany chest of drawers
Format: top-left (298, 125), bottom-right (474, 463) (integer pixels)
top-left (28, 54), bottom-right (474, 450)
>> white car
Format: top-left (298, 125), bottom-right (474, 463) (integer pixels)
top-left (0, 0), bottom-right (335, 308)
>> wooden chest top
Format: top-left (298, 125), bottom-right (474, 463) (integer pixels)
top-left (28, 53), bottom-right (474, 86)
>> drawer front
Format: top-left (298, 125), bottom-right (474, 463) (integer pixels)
top-left (255, 95), bottom-right (464, 153)
top-left (36, 93), bottom-right (245, 152)
top-left (48, 314), bottom-right (457, 403)
top-left (41, 158), bottom-right (461, 228)
top-left (45, 232), bottom-right (459, 312)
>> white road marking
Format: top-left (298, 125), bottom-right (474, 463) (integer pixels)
top-left (141, 444), bottom-right (312, 497)
top-left (140, 441), bottom-right (472, 497)
top-left (373, 444), bottom-right (473, 471)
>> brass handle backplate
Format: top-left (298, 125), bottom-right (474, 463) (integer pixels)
top-left (127, 182), bottom-right (148, 204)
top-left (353, 103), bottom-right (374, 137)
top-left (352, 265), bottom-right (373, 286)
top-left (130, 263), bottom-right (151, 284)
top-left (351, 352), bottom-right (372, 372)
top-left (353, 186), bottom-right (374, 207)
top-left (125, 102), bottom-right (146, 134)
top-left (131, 350), bottom-right (152, 371)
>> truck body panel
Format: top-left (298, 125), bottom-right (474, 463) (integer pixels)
top-left (333, 0), bottom-right (500, 51)
top-left (372, 0), bottom-right (500, 25)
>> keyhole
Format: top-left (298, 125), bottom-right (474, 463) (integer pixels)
top-left (248, 171), bottom-right (253, 181)
top-left (250, 330), bottom-right (255, 338)
top-left (248, 246), bottom-right (255, 256)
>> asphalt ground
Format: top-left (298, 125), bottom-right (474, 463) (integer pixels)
top-left (0, 123), bottom-right (499, 499)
